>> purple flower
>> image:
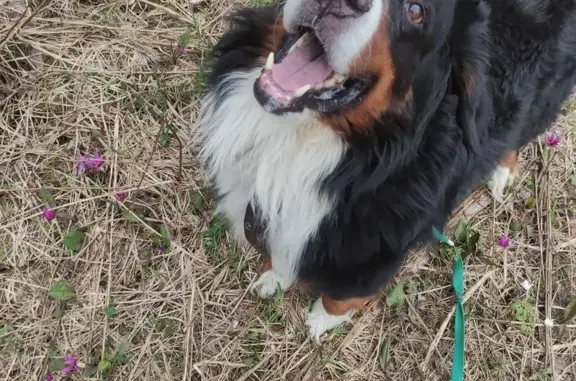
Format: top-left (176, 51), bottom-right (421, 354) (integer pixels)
top-left (178, 44), bottom-right (186, 54)
top-left (115, 190), bottom-right (127, 203)
top-left (77, 152), bottom-right (104, 174)
top-left (86, 152), bottom-right (104, 169)
top-left (42, 205), bottom-right (56, 222)
top-left (498, 235), bottom-right (511, 248)
top-left (61, 355), bottom-right (81, 374)
top-left (77, 154), bottom-right (89, 174)
top-left (545, 130), bottom-right (561, 148)
top-left (46, 374), bottom-right (57, 381)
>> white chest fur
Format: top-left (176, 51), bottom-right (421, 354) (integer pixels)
top-left (197, 68), bottom-right (346, 282)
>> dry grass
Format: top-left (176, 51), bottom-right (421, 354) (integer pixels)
top-left (1, 1), bottom-right (575, 380)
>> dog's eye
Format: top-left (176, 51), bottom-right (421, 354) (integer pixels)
top-left (407, 2), bottom-right (424, 24)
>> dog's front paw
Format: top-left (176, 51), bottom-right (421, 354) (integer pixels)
top-left (249, 270), bottom-right (292, 298)
top-left (488, 165), bottom-right (516, 202)
top-left (306, 298), bottom-right (352, 343)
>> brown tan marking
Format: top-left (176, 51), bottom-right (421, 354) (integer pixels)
top-left (500, 150), bottom-right (518, 173)
top-left (262, 257), bottom-right (272, 272)
top-left (458, 68), bottom-right (477, 99)
top-left (322, 294), bottom-right (373, 315)
top-left (322, 11), bottom-right (399, 134)
top-left (262, 23), bottom-right (287, 57)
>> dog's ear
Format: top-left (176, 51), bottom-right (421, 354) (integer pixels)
top-left (212, 6), bottom-right (279, 58)
top-left (449, 0), bottom-right (491, 153)
top-left (208, 6), bottom-right (283, 86)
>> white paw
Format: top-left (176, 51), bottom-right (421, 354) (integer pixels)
top-left (306, 298), bottom-right (352, 343)
top-left (249, 270), bottom-right (292, 298)
top-left (488, 165), bottom-right (515, 202)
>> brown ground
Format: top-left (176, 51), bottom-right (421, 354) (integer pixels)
top-left (1, 1), bottom-right (575, 380)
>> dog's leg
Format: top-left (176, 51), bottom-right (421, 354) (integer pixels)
top-left (488, 150), bottom-right (518, 201)
top-left (306, 295), bottom-right (371, 343)
top-left (249, 258), bottom-right (295, 298)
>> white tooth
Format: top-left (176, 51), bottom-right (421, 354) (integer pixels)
top-left (295, 84), bottom-right (311, 97)
top-left (295, 32), bottom-right (309, 47)
top-left (288, 32), bottom-right (309, 54)
top-left (323, 78), bottom-right (337, 88)
top-left (333, 74), bottom-right (346, 83)
top-left (265, 52), bottom-right (274, 70)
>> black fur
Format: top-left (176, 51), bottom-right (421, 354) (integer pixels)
top-left (206, 0), bottom-right (576, 301)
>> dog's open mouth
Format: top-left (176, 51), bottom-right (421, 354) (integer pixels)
top-left (254, 27), bottom-right (375, 115)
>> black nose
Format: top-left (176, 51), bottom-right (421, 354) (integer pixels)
top-left (344, 0), bottom-right (373, 14)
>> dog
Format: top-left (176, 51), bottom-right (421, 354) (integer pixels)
top-left (197, 0), bottom-right (576, 341)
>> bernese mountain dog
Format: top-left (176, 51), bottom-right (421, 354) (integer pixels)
top-left (197, 0), bottom-right (576, 341)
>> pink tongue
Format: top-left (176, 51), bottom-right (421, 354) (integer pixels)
top-left (271, 39), bottom-right (333, 91)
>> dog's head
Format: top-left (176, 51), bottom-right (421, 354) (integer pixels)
top-left (254, 0), bottom-right (462, 130)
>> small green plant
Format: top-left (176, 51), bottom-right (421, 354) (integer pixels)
top-left (63, 231), bottom-right (85, 255)
top-left (251, 0), bottom-right (276, 5)
top-left (160, 225), bottom-right (171, 252)
top-left (509, 219), bottom-right (523, 233)
top-left (442, 218), bottom-right (494, 264)
top-left (524, 197), bottom-right (536, 209)
top-left (103, 297), bottom-right (117, 318)
top-left (177, 28), bottom-right (191, 55)
top-left (160, 127), bottom-right (175, 147)
top-left (264, 283), bottom-right (285, 324)
top-left (454, 218), bottom-right (482, 255)
top-left (561, 297), bottom-right (576, 324)
top-left (190, 189), bottom-right (207, 214)
top-left (549, 200), bottom-right (558, 226)
top-left (442, 244), bottom-right (464, 262)
top-left (241, 330), bottom-right (264, 367)
top-left (194, 68), bottom-right (206, 93)
top-left (151, 316), bottom-right (178, 338)
top-left (489, 357), bottom-right (508, 378)
top-left (405, 279), bottom-right (419, 296)
top-left (201, 217), bottom-right (228, 259)
top-left (322, 358), bottom-right (349, 378)
top-left (96, 358), bottom-right (112, 377)
top-left (84, 341), bottom-right (129, 377)
top-left (386, 282), bottom-right (406, 308)
top-left (225, 243), bottom-right (243, 271)
top-left (49, 280), bottom-right (76, 301)
top-left (122, 209), bottom-right (145, 222)
top-left (273, 282), bottom-right (284, 301)
top-left (306, 298), bottom-right (314, 312)
top-left (0, 324), bottom-right (16, 347)
top-left (332, 326), bottom-right (351, 336)
top-left (48, 358), bottom-right (66, 374)
top-left (114, 341), bottom-right (129, 365)
top-left (39, 188), bottom-right (55, 204)
top-left (528, 368), bottom-right (553, 381)
top-left (175, 25), bottom-right (210, 96)
top-left (511, 299), bottom-right (536, 333)
top-left (266, 309), bottom-right (283, 324)
top-left (242, 356), bottom-right (258, 367)
top-left (379, 340), bottom-right (394, 370)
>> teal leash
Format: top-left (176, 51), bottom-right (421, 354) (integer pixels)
top-left (432, 226), bottom-right (454, 246)
top-left (432, 227), bottom-right (465, 381)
